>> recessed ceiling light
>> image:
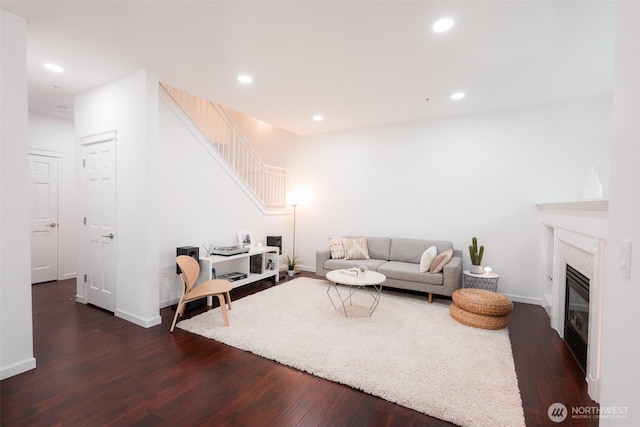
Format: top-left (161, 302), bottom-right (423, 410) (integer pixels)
top-left (312, 115), bottom-right (324, 122)
top-left (432, 18), bottom-right (454, 33)
top-left (237, 74), bottom-right (253, 84)
top-left (44, 63), bottom-right (64, 73)
top-left (450, 92), bottom-right (465, 100)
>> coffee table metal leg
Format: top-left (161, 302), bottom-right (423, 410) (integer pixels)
top-left (327, 282), bottom-right (348, 316)
top-left (327, 282), bottom-right (382, 317)
top-left (366, 284), bottom-right (382, 316)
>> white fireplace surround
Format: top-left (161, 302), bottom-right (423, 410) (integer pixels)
top-left (537, 200), bottom-right (608, 402)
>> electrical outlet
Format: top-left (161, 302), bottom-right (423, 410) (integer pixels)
top-left (160, 266), bottom-right (169, 278)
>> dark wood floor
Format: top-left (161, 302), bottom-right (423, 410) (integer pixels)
top-left (1, 273), bottom-right (598, 426)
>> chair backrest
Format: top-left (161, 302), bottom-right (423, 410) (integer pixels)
top-left (176, 255), bottom-right (200, 293)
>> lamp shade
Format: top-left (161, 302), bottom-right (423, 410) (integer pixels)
top-left (287, 190), bottom-right (307, 207)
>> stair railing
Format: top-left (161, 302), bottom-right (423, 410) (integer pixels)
top-left (161, 82), bottom-right (287, 210)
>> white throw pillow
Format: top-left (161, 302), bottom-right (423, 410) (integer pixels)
top-left (419, 246), bottom-right (438, 273)
top-left (328, 237), bottom-right (345, 259)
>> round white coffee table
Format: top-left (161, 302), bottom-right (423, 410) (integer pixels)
top-left (326, 269), bottom-right (386, 317)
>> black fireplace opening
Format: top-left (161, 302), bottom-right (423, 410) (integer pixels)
top-left (564, 265), bottom-right (590, 373)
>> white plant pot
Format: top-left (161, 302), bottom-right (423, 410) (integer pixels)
top-left (470, 265), bottom-right (483, 274)
top-left (288, 269), bottom-right (295, 277)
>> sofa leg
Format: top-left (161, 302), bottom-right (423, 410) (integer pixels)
top-left (428, 293), bottom-right (433, 304)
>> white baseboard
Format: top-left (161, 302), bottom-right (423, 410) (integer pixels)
top-left (1, 357), bottom-right (36, 380)
top-left (60, 272), bottom-right (77, 280)
top-left (115, 309), bottom-right (162, 328)
top-left (160, 297), bottom-right (180, 309)
top-left (503, 293), bottom-right (542, 305)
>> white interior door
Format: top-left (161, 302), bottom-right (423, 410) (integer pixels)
top-left (30, 155), bottom-right (59, 284)
top-left (83, 138), bottom-right (117, 312)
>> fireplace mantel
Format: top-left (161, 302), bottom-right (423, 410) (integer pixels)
top-left (537, 200), bottom-right (608, 242)
top-left (536, 200), bottom-right (609, 214)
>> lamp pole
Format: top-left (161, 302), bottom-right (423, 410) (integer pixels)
top-left (292, 203), bottom-right (298, 257)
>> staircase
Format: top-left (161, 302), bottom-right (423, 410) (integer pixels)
top-left (161, 82), bottom-right (287, 211)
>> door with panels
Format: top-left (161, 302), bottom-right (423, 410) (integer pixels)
top-left (82, 134), bottom-right (117, 312)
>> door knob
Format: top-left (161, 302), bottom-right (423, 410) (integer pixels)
top-left (47, 223), bottom-right (57, 228)
top-left (102, 233), bottom-right (114, 239)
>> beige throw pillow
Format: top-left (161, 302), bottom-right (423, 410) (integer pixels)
top-left (430, 249), bottom-right (453, 273)
top-left (342, 237), bottom-right (371, 260)
top-left (419, 246), bottom-right (438, 273)
top-left (328, 237), bottom-right (345, 259)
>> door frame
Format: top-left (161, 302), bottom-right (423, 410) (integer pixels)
top-left (77, 130), bottom-right (117, 306)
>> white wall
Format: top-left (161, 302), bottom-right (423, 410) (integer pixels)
top-left (600, 2), bottom-right (640, 424)
top-left (0, 10), bottom-right (36, 379)
top-left (284, 97), bottom-right (612, 303)
top-left (158, 93), bottom-right (288, 307)
top-left (28, 112), bottom-right (77, 280)
top-left (74, 69), bottom-right (161, 327)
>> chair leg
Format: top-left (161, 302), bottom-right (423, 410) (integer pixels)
top-left (216, 294), bottom-right (229, 326)
top-left (226, 291), bottom-right (232, 310)
top-left (170, 300), bottom-right (184, 332)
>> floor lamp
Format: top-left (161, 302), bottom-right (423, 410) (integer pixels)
top-left (287, 191), bottom-right (305, 275)
top-left (291, 202), bottom-right (298, 259)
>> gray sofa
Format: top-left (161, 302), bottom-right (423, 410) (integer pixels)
top-left (316, 236), bottom-right (462, 302)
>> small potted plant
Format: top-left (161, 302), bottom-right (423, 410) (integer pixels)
top-left (358, 265), bottom-right (368, 277)
top-left (468, 236), bottom-right (484, 274)
top-left (284, 254), bottom-right (302, 277)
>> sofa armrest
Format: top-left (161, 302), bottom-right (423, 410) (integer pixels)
top-left (316, 250), bottom-right (331, 276)
top-left (442, 256), bottom-right (462, 296)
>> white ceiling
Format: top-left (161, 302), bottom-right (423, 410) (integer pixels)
top-left (2, 1), bottom-right (616, 136)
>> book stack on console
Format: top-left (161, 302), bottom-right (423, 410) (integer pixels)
top-left (218, 272), bottom-right (247, 282)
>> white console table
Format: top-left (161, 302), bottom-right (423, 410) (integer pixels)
top-left (197, 246), bottom-right (280, 295)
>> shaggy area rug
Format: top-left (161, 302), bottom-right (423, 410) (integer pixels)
top-left (177, 277), bottom-right (525, 427)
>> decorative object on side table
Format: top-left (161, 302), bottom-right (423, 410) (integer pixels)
top-left (583, 166), bottom-right (603, 200)
top-left (202, 243), bottom-right (214, 257)
top-left (237, 230), bottom-right (253, 248)
top-left (468, 236), bottom-right (484, 274)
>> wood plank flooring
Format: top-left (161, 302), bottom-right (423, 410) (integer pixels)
top-left (1, 273), bottom-right (598, 426)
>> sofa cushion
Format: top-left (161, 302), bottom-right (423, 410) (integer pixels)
top-left (430, 249), bottom-right (454, 273)
top-left (342, 237), bottom-right (370, 260)
top-left (328, 237), bottom-right (345, 259)
top-left (377, 261), bottom-right (444, 285)
top-left (365, 236), bottom-right (391, 260)
top-left (324, 258), bottom-right (388, 272)
top-left (389, 238), bottom-right (453, 264)
top-left (419, 246), bottom-right (438, 272)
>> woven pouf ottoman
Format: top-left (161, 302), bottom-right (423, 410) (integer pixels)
top-left (450, 288), bottom-right (513, 330)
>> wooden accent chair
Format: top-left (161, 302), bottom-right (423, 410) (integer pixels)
top-left (171, 255), bottom-right (233, 332)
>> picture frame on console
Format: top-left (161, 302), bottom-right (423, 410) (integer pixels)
top-left (237, 230), bottom-right (253, 247)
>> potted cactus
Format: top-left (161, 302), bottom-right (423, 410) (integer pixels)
top-left (469, 237), bottom-right (484, 274)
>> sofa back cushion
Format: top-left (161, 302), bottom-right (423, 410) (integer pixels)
top-left (389, 238), bottom-right (453, 264)
top-left (365, 236), bottom-right (391, 260)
